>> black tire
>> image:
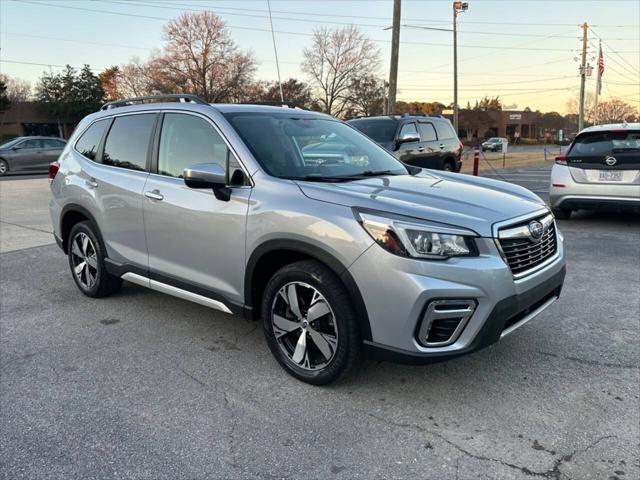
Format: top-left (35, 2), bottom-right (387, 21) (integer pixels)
top-left (552, 207), bottom-right (572, 220)
top-left (0, 159), bottom-right (8, 176)
top-left (261, 260), bottom-right (361, 385)
top-left (67, 221), bottom-right (122, 298)
top-left (442, 161), bottom-right (454, 172)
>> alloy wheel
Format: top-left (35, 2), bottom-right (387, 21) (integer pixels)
top-left (271, 281), bottom-right (339, 370)
top-left (0, 161), bottom-right (7, 175)
top-left (70, 232), bottom-right (98, 289)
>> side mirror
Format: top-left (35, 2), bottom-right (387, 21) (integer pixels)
top-left (397, 132), bottom-right (420, 145)
top-left (183, 163), bottom-right (230, 201)
top-left (11, 146), bottom-right (21, 151)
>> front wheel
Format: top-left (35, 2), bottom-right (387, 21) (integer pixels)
top-left (261, 260), bottom-right (361, 385)
top-left (0, 159), bottom-right (8, 176)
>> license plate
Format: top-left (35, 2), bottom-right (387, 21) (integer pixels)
top-left (599, 170), bottom-right (623, 182)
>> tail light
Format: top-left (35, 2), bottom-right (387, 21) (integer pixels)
top-left (555, 155), bottom-right (567, 165)
top-left (48, 161), bottom-right (60, 180)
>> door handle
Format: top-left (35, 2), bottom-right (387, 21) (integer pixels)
top-left (85, 178), bottom-right (98, 189)
top-left (144, 189), bottom-right (164, 201)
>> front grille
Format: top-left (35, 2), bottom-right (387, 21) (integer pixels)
top-left (498, 214), bottom-right (557, 276)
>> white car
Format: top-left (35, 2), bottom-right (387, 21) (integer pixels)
top-left (550, 123), bottom-right (640, 219)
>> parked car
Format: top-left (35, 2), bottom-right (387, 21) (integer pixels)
top-left (0, 136), bottom-right (67, 176)
top-left (550, 123), bottom-right (640, 219)
top-left (49, 95), bottom-right (566, 385)
top-left (347, 114), bottom-right (463, 172)
top-left (482, 137), bottom-right (506, 152)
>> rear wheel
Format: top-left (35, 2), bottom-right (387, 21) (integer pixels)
top-left (442, 161), bottom-right (454, 172)
top-left (68, 221), bottom-right (122, 297)
top-left (261, 260), bottom-right (361, 385)
top-left (552, 207), bottom-right (572, 220)
top-left (0, 159), bottom-right (8, 176)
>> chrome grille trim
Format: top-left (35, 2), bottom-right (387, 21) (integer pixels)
top-left (417, 299), bottom-right (476, 347)
top-left (497, 213), bottom-right (558, 278)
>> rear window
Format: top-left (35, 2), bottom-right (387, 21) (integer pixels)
top-left (102, 114), bottom-right (156, 171)
top-left (569, 130), bottom-right (640, 156)
top-left (348, 118), bottom-right (398, 143)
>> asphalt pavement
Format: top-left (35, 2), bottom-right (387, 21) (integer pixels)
top-left (1, 167), bottom-right (638, 480)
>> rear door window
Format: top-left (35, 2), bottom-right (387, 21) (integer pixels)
top-left (102, 114), bottom-right (156, 171)
top-left (75, 120), bottom-right (109, 161)
top-left (418, 122), bottom-right (437, 142)
top-left (434, 121), bottom-right (457, 140)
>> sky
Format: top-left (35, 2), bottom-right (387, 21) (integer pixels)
top-left (1, 0), bottom-right (639, 114)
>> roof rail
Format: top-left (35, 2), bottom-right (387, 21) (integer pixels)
top-left (237, 101), bottom-right (307, 110)
top-left (101, 94), bottom-right (208, 111)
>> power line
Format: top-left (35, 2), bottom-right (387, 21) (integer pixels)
top-left (589, 27), bottom-right (640, 75)
top-left (17, 1), bottom-right (638, 54)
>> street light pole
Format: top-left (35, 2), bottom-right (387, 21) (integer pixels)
top-left (453, 2), bottom-right (468, 135)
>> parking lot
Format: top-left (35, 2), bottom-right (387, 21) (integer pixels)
top-left (1, 168), bottom-right (638, 479)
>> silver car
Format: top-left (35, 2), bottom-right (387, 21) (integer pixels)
top-left (49, 95), bottom-right (566, 385)
top-left (0, 136), bottom-right (67, 176)
top-left (550, 123), bottom-right (640, 219)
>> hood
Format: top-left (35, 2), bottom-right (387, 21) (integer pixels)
top-left (296, 171), bottom-right (547, 237)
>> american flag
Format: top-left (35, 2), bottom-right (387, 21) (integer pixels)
top-left (596, 42), bottom-right (605, 95)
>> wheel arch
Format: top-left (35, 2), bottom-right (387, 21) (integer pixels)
top-left (245, 239), bottom-right (372, 341)
top-left (59, 204), bottom-right (105, 255)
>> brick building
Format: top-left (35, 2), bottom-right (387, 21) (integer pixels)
top-left (445, 109), bottom-right (542, 142)
top-left (0, 102), bottom-right (74, 141)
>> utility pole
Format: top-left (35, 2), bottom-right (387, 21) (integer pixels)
top-left (453, 2), bottom-right (468, 135)
top-left (266, 0), bottom-right (284, 104)
top-left (578, 21), bottom-right (588, 131)
top-left (388, 0), bottom-right (401, 114)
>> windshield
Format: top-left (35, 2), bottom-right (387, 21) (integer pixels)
top-left (0, 138), bottom-right (22, 149)
top-left (224, 114), bottom-right (408, 180)
top-left (347, 118), bottom-right (398, 143)
top-left (569, 130), bottom-right (640, 155)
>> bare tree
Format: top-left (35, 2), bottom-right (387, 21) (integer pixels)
top-left (595, 99), bottom-right (638, 124)
top-left (302, 25), bottom-right (380, 117)
top-left (150, 11), bottom-right (256, 102)
top-left (0, 74), bottom-right (32, 101)
top-left (566, 93), bottom-right (596, 124)
top-left (345, 75), bottom-right (386, 117)
top-left (118, 57), bottom-right (155, 98)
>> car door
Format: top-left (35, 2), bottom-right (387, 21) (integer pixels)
top-left (75, 113), bottom-right (156, 268)
top-left (142, 112), bottom-right (252, 306)
top-left (416, 121), bottom-right (441, 169)
top-left (395, 122), bottom-right (422, 163)
top-left (10, 138), bottom-right (44, 171)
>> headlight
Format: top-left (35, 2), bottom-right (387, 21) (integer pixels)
top-left (356, 211), bottom-right (478, 259)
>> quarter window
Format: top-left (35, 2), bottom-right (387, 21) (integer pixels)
top-left (102, 114), bottom-right (156, 171)
top-left (418, 122), bottom-right (437, 142)
top-left (75, 119), bottom-right (108, 161)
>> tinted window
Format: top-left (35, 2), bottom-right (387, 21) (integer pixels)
top-left (75, 120), bottom-right (108, 161)
top-left (158, 113), bottom-right (228, 178)
top-left (22, 139), bottom-right (44, 149)
top-left (102, 114), bottom-right (156, 171)
top-left (399, 122), bottom-right (418, 139)
top-left (42, 138), bottom-right (65, 148)
top-left (418, 122), bottom-right (437, 142)
top-left (348, 118), bottom-right (398, 143)
top-left (569, 130), bottom-right (640, 156)
top-left (434, 121), bottom-right (457, 140)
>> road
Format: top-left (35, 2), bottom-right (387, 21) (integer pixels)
top-left (1, 168), bottom-right (638, 480)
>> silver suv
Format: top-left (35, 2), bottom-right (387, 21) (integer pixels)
top-left (49, 95), bottom-right (566, 385)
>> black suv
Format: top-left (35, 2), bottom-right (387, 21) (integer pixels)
top-left (347, 114), bottom-right (463, 172)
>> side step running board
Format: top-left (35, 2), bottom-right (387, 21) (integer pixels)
top-left (121, 272), bottom-right (232, 314)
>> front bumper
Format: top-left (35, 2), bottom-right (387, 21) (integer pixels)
top-left (348, 230), bottom-right (566, 364)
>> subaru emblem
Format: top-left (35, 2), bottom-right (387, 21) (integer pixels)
top-left (528, 221), bottom-right (544, 242)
